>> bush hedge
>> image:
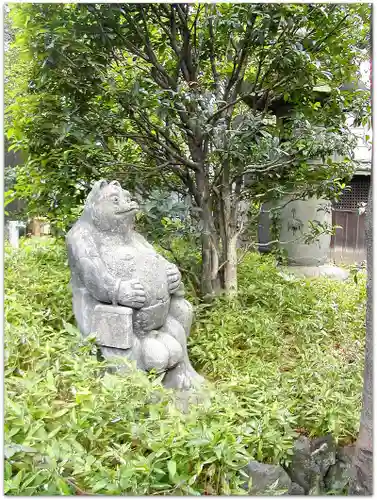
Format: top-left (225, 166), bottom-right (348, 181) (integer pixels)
top-left (4, 238), bottom-right (365, 495)
top-left (190, 253), bottom-right (366, 441)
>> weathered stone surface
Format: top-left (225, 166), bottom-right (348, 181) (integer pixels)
top-left (338, 444), bottom-right (355, 464)
top-left (288, 482), bottom-right (306, 495)
top-left (311, 434), bottom-right (337, 477)
top-left (66, 179), bottom-right (203, 390)
top-left (288, 435), bottom-right (337, 494)
top-left (324, 445), bottom-right (355, 492)
top-left (92, 304), bottom-right (133, 350)
top-left (288, 436), bottom-right (316, 493)
top-left (325, 461), bottom-right (351, 493)
top-left (279, 197), bottom-right (333, 267)
top-left (243, 461), bottom-right (292, 495)
top-left (240, 438), bottom-right (352, 496)
top-left (259, 197), bottom-right (333, 265)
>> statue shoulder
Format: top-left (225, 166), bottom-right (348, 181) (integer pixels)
top-left (66, 219), bottom-right (98, 259)
top-left (67, 218), bottom-right (93, 242)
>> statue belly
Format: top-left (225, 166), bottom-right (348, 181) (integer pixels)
top-left (132, 253), bottom-right (169, 305)
top-left (131, 252), bottom-right (171, 333)
top-left (100, 243), bottom-right (170, 332)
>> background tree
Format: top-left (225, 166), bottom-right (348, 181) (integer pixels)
top-left (7, 3), bottom-right (370, 296)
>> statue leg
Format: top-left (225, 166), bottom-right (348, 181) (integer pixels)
top-left (100, 331), bottom-right (178, 375)
top-left (160, 296), bottom-right (204, 390)
top-left (168, 294), bottom-right (194, 337)
top-left (139, 330), bottom-right (185, 373)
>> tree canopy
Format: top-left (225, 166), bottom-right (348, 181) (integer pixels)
top-left (6, 3), bottom-right (370, 295)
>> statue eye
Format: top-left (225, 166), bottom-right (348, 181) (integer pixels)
top-left (112, 196), bottom-right (119, 204)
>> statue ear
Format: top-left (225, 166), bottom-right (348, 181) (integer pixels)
top-left (97, 179), bottom-right (108, 190)
top-left (110, 180), bottom-right (121, 188)
top-left (85, 179), bottom-right (108, 210)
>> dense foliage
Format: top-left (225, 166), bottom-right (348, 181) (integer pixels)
top-left (5, 238), bottom-right (365, 495)
top-left (6, 3), bottom-right (370, 295)
top-left (190, 255), bottom-right (366, 439)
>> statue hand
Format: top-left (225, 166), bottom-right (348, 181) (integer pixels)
top-left (166, 264), bottom-right (181, 294)
top-left (118, 279), bottom-right (146, 309)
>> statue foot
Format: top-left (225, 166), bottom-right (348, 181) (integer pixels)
top-left (184, 358), bottom-right (204, 383)
top-left (163, 360), bottom-right (204, 390)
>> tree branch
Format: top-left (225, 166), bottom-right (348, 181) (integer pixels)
top-left (231, 157), bottom-right (295, 183)
top-left (223, 8), bottom-right (257, 102)
top-left (313, 13), bottom-right (350, 53)
top-left (208, 6), bottom-right (220, 95)
top-left (206, 94), bottom-right (248, 124)
top-left (118, 5), bottom-right (176, 89)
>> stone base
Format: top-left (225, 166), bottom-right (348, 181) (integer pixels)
top-left (283, 264), bottom-right (349, 281)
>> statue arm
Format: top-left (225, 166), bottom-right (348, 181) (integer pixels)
top-left (77, 256), bottom-right (120, 304)
top-left (78, 256), bottom-right (145, 308)
top-left (67, 228), bottom-right (120, 304)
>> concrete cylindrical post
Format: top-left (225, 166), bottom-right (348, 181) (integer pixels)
top-left (8, 220), bottom-right (26, 248)
top-left (278, 197), bottom-right (332, 266)
top-left (258, 197), bottom-right (333, 266)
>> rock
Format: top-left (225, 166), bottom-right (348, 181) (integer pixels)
top-left (288, 436), bottom-right (316, 493)
top-left (288, 482), bottom-right (306, 495)
top-left (325, 461), bottom-right (351, 493)
top-left (243, 460), bottom-right (292, 495)
top-left (288, 435), bottom-right (336, 494)
top-left (310, 434), bottom-right (337, 477)
top-left (324, 445), bottom-right (355, 493)
top-left (338, 444), bottom-right (355, 465)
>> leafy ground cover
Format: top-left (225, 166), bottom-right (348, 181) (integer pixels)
top-left (190, 253), bottom-right (366, 442)
top-left (4, 238), bottom-right (365, 495)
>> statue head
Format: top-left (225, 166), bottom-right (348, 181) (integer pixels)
top-left (84, 180), bottom-right (139, 231)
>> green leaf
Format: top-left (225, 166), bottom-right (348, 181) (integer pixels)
top-left (167, 459), bottom-right (177, 479)
top-left (4, 444), bottom-right (37, 459)
top-left (62, 320), bottom-right (80, 337)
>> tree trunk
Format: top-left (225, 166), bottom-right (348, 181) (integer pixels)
top-left (200, 194), bottom-right (239, 297)
top-left (191, 155), bottom-right (220, 298)
top-left (223, 234), bottom-right (238, 294)
top-left (220, 182), bottom-right (239, 295)
top-left (201, 229), bottom-right (215, 298)
top-left (348, 184), bottom-right (373, 495)
top-left (188, 143), bottom-right (241, 297)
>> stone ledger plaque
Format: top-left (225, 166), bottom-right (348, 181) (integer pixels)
top-left (92, 304), bottom-right (133, 350)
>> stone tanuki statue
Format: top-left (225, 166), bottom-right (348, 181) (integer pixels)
top-left (66, 180), bottom-right (203, 390)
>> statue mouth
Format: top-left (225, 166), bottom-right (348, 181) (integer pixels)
top-left (116, 206), bottom-right (139, 215)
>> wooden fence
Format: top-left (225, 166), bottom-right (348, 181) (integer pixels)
top-left (329, 209), bottom-right (366, 264)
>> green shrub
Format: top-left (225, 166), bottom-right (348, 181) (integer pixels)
top-left (4, 239), bottom-right (288, 495)
top-left (4, 238), bottom-right (365, 495)
top-left (190, 252), bottom-right (366, 442)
